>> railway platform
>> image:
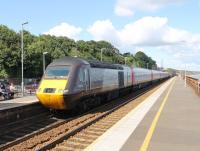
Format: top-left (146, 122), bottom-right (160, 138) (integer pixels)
top-left (0, 96), bottom-right (38, 110)
top-left (0, 96), bottom-right (46, 126)
top-left (85, 77), bottom-right (200, 151)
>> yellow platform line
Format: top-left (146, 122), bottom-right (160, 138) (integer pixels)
top-left (139, 78), bottom-right (176, 151)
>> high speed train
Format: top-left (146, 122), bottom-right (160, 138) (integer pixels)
top-left (36, 56), bottom-right (169, 110)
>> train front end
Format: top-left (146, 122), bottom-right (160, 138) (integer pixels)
top-left (36, 65), bottom-right (70, 110)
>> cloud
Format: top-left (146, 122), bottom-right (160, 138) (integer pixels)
top-left (115, 5), bottom-right (134, 16)
top-left (120, 16), bottom-right (169, 46)
top-left (44, 22), bottom-right (82, 40)
top-left (154, 43), bottom-right (200, 70)
top-left (88, 16), bottom-right (196, 47)
top-left (114, 0), bottom-right (185, 16)
top-left (88, 16), bottom-right (200, 70)
top-left (88, 20), bottom-right (121, 47)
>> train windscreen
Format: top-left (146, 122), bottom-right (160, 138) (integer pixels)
top-left (44, 66), bottom-right (70, 79)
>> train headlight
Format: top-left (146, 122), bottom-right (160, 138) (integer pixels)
top-left (58, 89), bottom-right (64, 93)
top-left (63, 89), bottom-right (68, 94)
top-left (57, 89), bottom-right (68, 94)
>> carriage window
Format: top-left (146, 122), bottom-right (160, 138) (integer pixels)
top-left (74, 68), bottom-right (87, 91)
top-left (78, 68), bottom-right (85, 83)
top-left (45, 66), bottom-right (70, 79)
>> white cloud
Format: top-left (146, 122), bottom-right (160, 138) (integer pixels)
top-left (115, 5), bottom-right (134, 16)
top-left (88, 20), bottom-right (121, 47)
top-left (115, 0), bottom-right (185, 16)
top-left (155, 44), bottom-right (200, 70)
top-left (120, 16), bottom-right (169, 46)
top-left (88, 16), bottom-right (200, 71)
top-left (44, 22), bottom-right (82, 40)
top-left (88, 16), bottom-right (196, 47)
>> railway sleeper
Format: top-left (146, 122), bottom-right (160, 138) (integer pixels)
top-left (103, 116), bottom-right (121, 121)
top-left (65, 139), bottom-right (90, 147)
top-left (68, 137), bottom-right (93, 144)
top-left (82, 129), bottom-right (103, 135)
top-left (72, 135), bottom-right (94, 143)
top-left (76, 133), bottom-right (98, 140)
top-left (55, 145), bottom-right (82, 151)
top-left (60, 141), bottom-right (88, 149)
top-left (81, 130), bottom-right (101, 136)
top-left (87, 127), bottom-right (107, 132)
top-left (98, 119), bottom-right (117, 124)
top-left (93, 123), bottom-right (113, 128)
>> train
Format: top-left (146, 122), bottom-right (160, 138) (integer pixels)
top-left (36, 56), bottom-right (169, 111)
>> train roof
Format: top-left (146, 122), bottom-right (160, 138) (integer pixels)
top-left (88, 60), bottom-right (123, 70)
top-left (49, 56), bottom-right (89, 66)
top-left (49, 56), bottom-right (123, 70)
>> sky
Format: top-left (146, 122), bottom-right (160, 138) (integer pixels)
top-left (1, 0), bottom-right (200, 71)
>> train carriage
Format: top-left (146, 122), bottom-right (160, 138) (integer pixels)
top-left (36, 56), bottom-right (169, 111)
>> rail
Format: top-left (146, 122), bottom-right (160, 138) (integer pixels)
top-left (39, 79), bottom-right (167, 151)
top-left (1, 78), bottom-right (168, 151)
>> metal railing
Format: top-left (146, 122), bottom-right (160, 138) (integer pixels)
top-left (185, 76), bottom-right (200, 95)
top-left (0, 78), bottom-right (40, 99)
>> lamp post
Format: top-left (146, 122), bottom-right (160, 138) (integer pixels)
top-left (100, 48), bottom-right (107, 62)
top-left (101, 49), bottom-right (103, 62)
top-left (100, 48), bottom-right (104, 62)
top-left (21, 21), bottom-right (28, 97)
top-left (125, 57), bottom-right (127, 65)
top-left (137, 61), bottom-right (140, 67)
top-left (43, 52), bottom-right (48, 74)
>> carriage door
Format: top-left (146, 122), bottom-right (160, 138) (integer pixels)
top-left (118, 71), bottom-right (124, 88)
top-left (83, 68), bottom-right (90, 91)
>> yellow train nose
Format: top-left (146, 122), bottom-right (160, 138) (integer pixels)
top-left (36, 79), bottom-right (68, 110)
top-left (36, 93), bottom-right (65, 109)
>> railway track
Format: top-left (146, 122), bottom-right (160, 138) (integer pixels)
top-left (40, 82), bottom-right (163, 151)
top-left (0, 111), bottom-right (71, 150)
top-left (0, 80), bottom-right (167, 151)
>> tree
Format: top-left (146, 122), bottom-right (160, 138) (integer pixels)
top-left (0, 25), bottom-right (21, 77)
top-left (26, 35), bottom-right (76, 77)
top-left (0, 24), bottom-right (158, 78)
top-left (135, 51), bottom-right (157, 69)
